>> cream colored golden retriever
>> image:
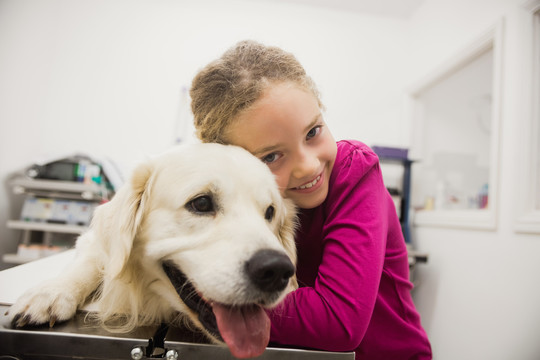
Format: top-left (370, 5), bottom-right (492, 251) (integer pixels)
top-left (9, 143), bottom-right (297, 359)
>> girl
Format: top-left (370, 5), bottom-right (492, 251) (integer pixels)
top-left (190, 40), bottom-right (432, 359)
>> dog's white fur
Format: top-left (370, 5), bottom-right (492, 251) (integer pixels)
top-left (9, 143), bottom-right (297, 341)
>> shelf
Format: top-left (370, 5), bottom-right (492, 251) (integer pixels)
top-left (11, 177), bottom-right (101, 192)
top-left (4, 162), bottom-right (109, 266)
top-left (414, 208), bottom-right (496, 230)
top-left (10, 177), bottom-right (104, 201)
top-left (2, 249), bottom-right (69, 265)
top-left (2, 253), bottom-right (41, 265)
top-left (7, 220), bottom-right (87, 234)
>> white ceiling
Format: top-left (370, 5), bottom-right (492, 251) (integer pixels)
top-left (264, 0), bottom-right (425, 18)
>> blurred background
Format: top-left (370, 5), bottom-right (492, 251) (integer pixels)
top-left (0, 0), bottom-right (539, 359)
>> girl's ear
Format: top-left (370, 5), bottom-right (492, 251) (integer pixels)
top-left (278, 198), bottom-right (298, 290)
top-left (90, 160), bottom-right (154, 280)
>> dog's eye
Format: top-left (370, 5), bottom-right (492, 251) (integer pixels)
top-left (265, 205), bottom-right (275, 222)
top-left (188, 195), bottom-right (215, 214)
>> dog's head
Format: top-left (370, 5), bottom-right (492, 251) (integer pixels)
top-left (92, 143), bottom-right (297, 359)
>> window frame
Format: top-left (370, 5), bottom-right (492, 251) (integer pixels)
top-left (405, 19), bottom-right (504, 230)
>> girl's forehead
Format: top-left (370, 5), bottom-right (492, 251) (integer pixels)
top-left (246, 83), bottom-right (318, 118)
top-left (224, 84), bottom-right (321, 152)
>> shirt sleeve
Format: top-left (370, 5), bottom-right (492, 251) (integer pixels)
top-left (268, 143), bottom-right (390, 351)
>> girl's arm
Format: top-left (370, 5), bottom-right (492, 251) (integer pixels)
top-left (268, 145), bottom-right (391, 351)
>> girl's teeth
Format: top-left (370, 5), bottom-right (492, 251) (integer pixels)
top-left (298, 175), bottom-right (321, 189)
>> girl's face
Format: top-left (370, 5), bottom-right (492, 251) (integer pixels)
top-left (226, 82), bottom-right (337, 209)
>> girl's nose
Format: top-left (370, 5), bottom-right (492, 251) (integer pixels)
top-left (292, 149), bottom-right (319, 180)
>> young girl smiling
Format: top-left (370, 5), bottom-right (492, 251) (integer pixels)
top-left (190, 40), bottom-right (432, 359)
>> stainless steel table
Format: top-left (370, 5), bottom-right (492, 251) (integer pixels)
top-left (0, 304), bottom-right (354, 360)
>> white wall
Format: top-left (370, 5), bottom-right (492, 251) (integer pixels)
top-left (1, 0), bottom-right (539, 359)
top-left (403, 0), bottom-right (540, 359)
top-left (0, 0), bottom-right (408, 267)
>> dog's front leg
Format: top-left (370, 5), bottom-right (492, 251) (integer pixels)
top-left (9, 235), bottom-right (102, 328)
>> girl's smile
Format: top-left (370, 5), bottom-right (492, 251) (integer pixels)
top-left (290, 171), bottom-right (323, 192)
top-left (226, 82), bottom-right (337, 209)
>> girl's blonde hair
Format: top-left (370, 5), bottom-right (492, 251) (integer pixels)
top-left (190, 40), bottom-right (323, 144)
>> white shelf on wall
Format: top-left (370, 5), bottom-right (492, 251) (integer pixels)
top-left (7, 220), bottom-right (87, 234)
top-left (413, 208), bottom-right (496, 230)
top-left (3, 220), bottom-right (82, 265)
top-left (2, 253), bottom-right (52, 266)
top-left (10, 177), bottom-right (104, 201)
top-left (2, 254), bottom-right (35, 265)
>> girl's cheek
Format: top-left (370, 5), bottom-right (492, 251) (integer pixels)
top-left (272, 170), bottom-right (289, 194)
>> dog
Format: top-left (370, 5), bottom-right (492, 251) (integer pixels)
top-left (8, 143), bottom-right (297, 359)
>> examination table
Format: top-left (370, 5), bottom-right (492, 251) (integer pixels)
top-left (0, 251), bottom-right (354, 359)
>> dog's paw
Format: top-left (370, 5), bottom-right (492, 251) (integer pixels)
top-left (8, 282), bottom-right (79, 328)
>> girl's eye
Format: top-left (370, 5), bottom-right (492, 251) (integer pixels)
top-left (262, 152), bottom-right (282, 164)
top-left (306, 126), bottom-right (322, 140)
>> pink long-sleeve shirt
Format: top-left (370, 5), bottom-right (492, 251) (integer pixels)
top-left (268, 140), bottom-right (432, 359)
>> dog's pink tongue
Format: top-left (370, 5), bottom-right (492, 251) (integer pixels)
top-left (212, 303), bottom-right (270, 359)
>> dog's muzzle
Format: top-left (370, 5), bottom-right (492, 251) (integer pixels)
top-left (162, 249), bottom-right (295, 359)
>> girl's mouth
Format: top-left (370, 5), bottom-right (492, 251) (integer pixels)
top-left (291, 172), bottom-right (324, 192)
top-left (295, 175), bottom-right (321, 190)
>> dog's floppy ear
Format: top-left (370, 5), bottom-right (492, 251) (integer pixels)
top-left (90, 160), bottom-right (154, 279)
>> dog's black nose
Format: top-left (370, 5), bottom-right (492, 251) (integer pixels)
top-left (245, 249), bottom-right (295, 292)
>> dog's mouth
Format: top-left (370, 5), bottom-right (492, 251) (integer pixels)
top-left (162, 261), bottom-right (271, 359)
top-left (161, 261), bottom-right (221, 339)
